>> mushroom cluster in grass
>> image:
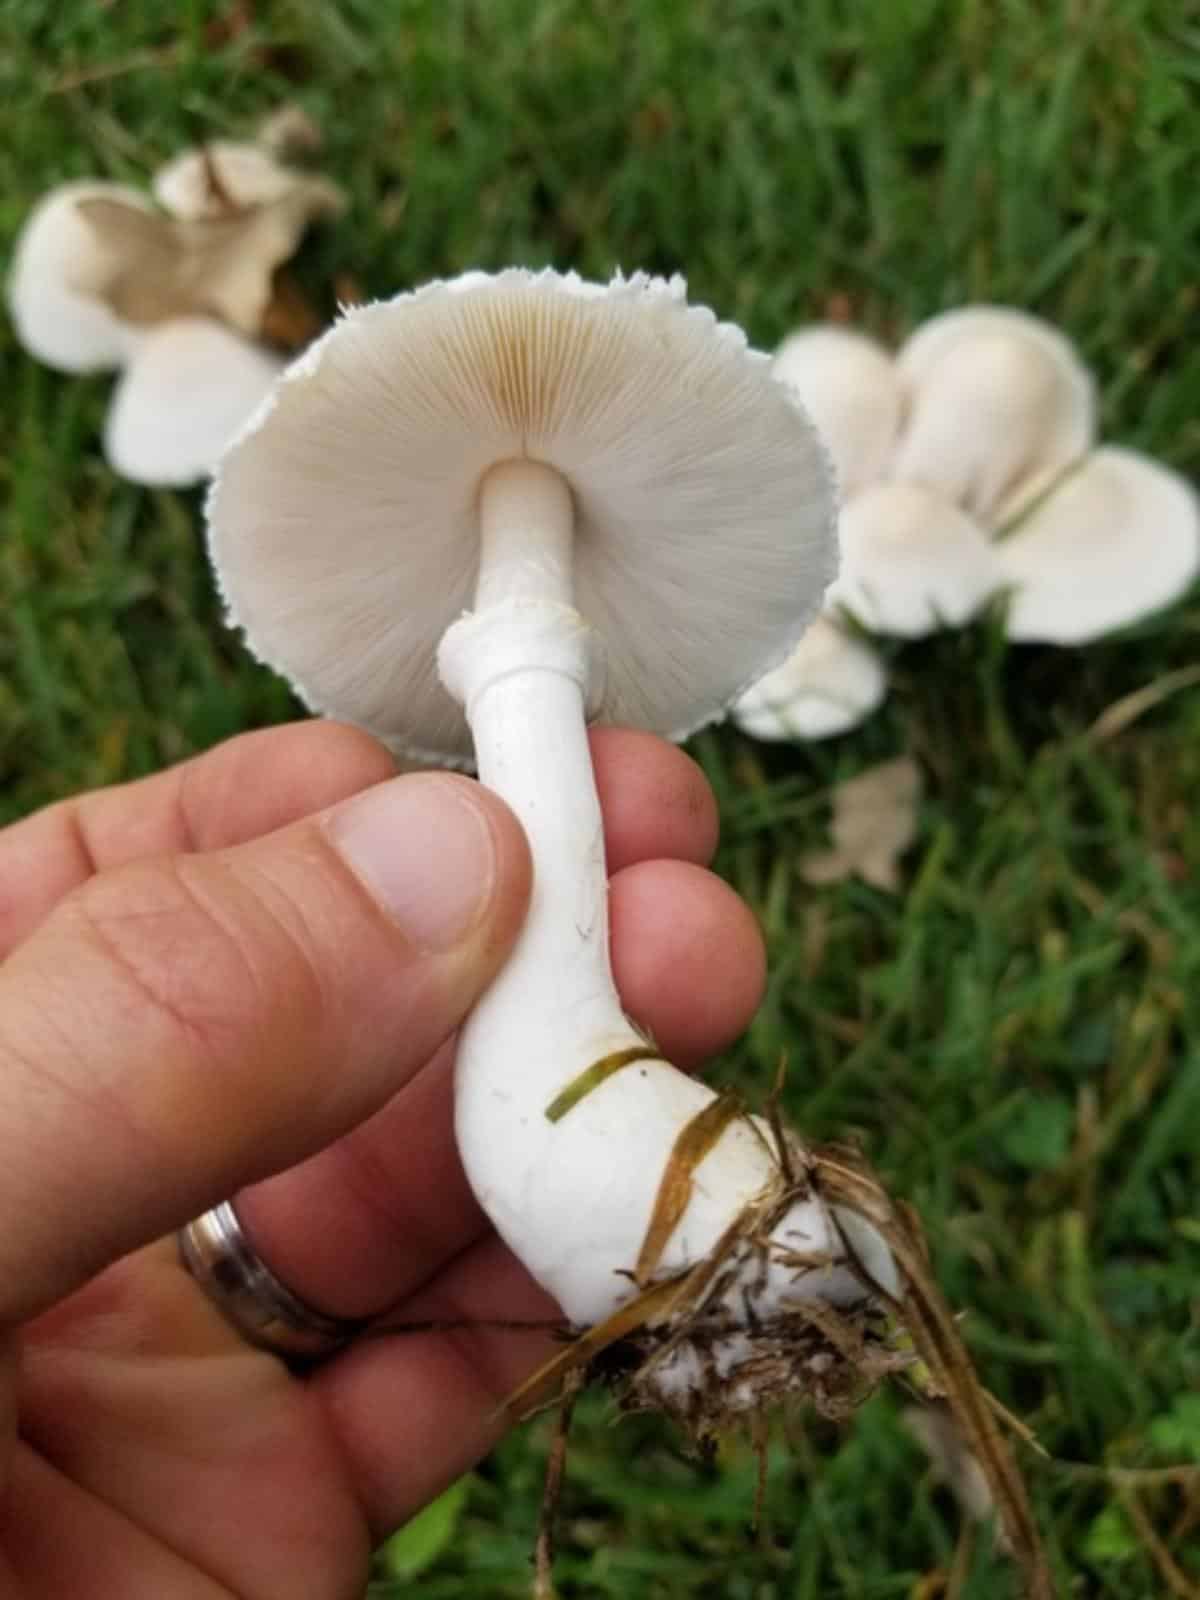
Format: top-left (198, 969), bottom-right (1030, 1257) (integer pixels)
top-left (734, 307), bottom-right (1199, 743)
top-left (6, 122), bottom-right (343, 488)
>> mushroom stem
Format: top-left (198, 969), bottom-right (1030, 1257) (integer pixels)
top-left (475, 459), bottom-right (575, 608)
top-left (442, 459), bottom-right (664, 1322)
top-left (439, 462), bottom-right (898, 1379)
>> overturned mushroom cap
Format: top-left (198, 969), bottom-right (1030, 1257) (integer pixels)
top-left (73, 179), bottom-right (344, 343)
top-left (153, 141), bottom-right (315, 220)
top-left (105, 318), bottom-right (284, 488)
top-left (892, 306), bottom-right (1095, 521)
top-left (996, 446), bottom-right (1200, 644)
top-left (209, 269), bottom-right (836, 763)
top-left (828, 481), bottom-right (998, 637)
top-left (732, 614), bottom-right (888, 740)
top-left (773, 325), bottom-right (903, 501)
top-left (7, 182), bottom-right (151, 373)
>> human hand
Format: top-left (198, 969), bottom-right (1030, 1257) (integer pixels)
top-left (0, 720), bottom-right (765, 1598)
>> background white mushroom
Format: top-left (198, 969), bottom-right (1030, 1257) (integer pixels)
top-left (6, 182), bottom-right (153, 372)
top-left (210, 268), bottom-right (900, 1425)
top-left (891, 305), bottom-right (1095, 520)
top-left (152, 140), bottom-right (321, 221)
top-left (995, 446), bottom-right (1200, 643)
top-left (104, 317), bottom-right (285, 488)
top-left (773, 325), bottom-right (904, 501)
top-left (7, 151), bottom-right (343, 489)
top-left (732, 615), bottom-right (888, 740)
top-left (735, 301), bottom-right (1197, 750)
top-left (828, 480), bottom-right (999, 637)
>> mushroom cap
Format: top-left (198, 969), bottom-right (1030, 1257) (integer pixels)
top-left (732, 614), bottom-right (888, 740)
top-left (892, 306), bottom-right (1095, 520)
top-left (7, 182), bottom-right (151, 373)
top-left (208, 269), bottom-right (837, 764)
top-left (828, 481), bottom-right (998, 638)
top-left (773, 325), bottom-right (903, 500)
top-left (996, 446), bottom-right (1200, 644)
top-left (152, 142), bottom-right (300, 220)
top-left (105, 318), bottom-right (285, 488)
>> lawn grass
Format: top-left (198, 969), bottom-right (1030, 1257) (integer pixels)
top-left (2, 2), bottom-right (1199, 1594)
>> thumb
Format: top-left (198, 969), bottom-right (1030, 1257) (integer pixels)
top-left (0, 772), bottom-right (529, 1327)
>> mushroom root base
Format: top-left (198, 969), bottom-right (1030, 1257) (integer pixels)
top-left (506, 1122), bottom-right (910, 1439)
top-left (510, 1127), bottom-right (1056, 1600)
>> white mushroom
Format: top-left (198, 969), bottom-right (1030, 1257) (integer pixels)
top-left (209, 269), bottom-right (898, 1423)
top-left (773, 325), bottom-right (903, 500)
top-left (152, 141), bottom-right (304, 220)
top-left (6, 182), bottom-right (152, 372)
top-left (105, 317), bottom-right (284, 488)
top-left (995, 446), bottom-right (1200, 643)
top-left (732, 615), bottom-right (888, 740)
top-left (892, 306), bottom-right (1095, 520)
top-left (828, 481), bottom-right (999, 637)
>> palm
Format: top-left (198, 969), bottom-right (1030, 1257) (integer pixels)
top-left (16, 1245), bottom-right (370, 1599)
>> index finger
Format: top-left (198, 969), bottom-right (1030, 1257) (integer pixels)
top-left (0, 723), bottom-right (718, 959)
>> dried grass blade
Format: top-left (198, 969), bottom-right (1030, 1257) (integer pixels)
top-left (634, 1090), bottom-right (743, 1286)
top-left (502, 1275), bottom-right (691, 1423)
top-left (814, 1149), bottom-right (1055, 1600)
top-left (534, 1365), bottom-right (584, 1599)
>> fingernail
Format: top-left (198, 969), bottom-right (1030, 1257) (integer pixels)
top-left (328, 776), bottom-right (497, 952)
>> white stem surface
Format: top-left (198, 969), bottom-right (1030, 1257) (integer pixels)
top-left (474, 459), bottom-right (575, 609)
top-left (441, 460), bottom-right (895, 1332)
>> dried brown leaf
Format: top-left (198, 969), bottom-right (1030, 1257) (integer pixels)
top-left (801, 755), bottom-right (922, 892)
